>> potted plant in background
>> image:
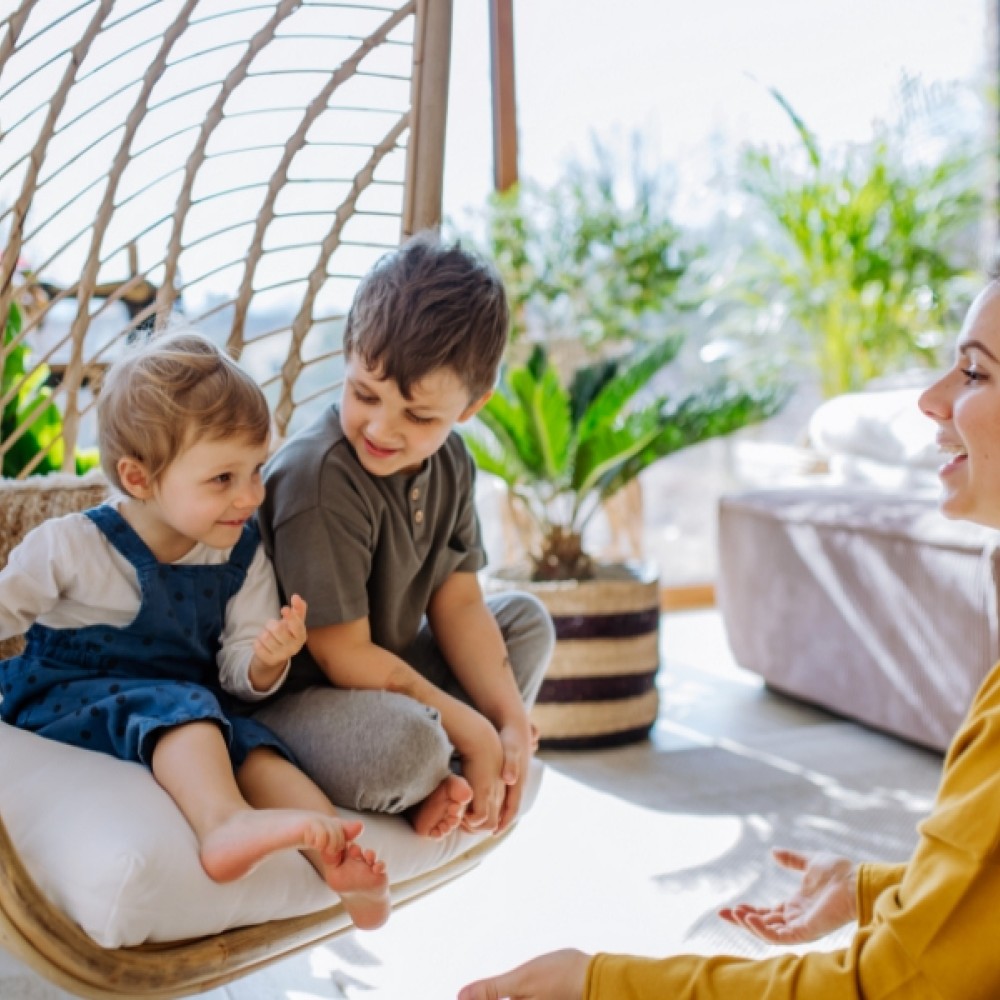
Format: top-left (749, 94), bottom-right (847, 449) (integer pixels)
top-left (471, 137), bottom-right (700, 364)
top-left (463, 339), bottom-right (786, 749)
top-left (458, 139), bottom-right (710, 566)
top-left (737, 88), bottom-right (982, 398)
top-left (1, 286), bottom-right (107, 661)
top-left (2, 299), bottom-right (102, 479)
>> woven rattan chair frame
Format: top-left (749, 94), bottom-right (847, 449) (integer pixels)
top-left (0, 2), bottom-right (480, 994)
top-left (1, 0), bottom-right (452, 473)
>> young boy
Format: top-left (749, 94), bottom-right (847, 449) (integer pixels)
top-left (255, 233), bottom-right (554, 839)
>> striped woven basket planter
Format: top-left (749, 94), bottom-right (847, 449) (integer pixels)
top-left (0, 471), bottom-right (110, 661)
top-left (486, 561), bottom-right (661, 750)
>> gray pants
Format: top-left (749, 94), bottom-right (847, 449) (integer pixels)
top-left (254, 592), bottom-right (554, 813)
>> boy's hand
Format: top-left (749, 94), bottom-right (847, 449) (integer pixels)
top-left (253, 594), bottom-right (308, 670)
top-left (452, 709), bottom-right (506, 832)
top-left (496, 716), bottom-right (534, 832)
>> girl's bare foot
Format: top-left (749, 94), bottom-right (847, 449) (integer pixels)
top-left (315, 842), bottom-right (391, 930)
top-left (200, 809), bottom-right (362, 882)
top-left (407, 773), bottom-right (473, 839)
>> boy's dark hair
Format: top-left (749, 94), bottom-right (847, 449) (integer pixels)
top-left (342, 230), bottom-right (509, 401)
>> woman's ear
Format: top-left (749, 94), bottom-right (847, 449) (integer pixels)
top-left (117, 456), bottom-right (153, 500)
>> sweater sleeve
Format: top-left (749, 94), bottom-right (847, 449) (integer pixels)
top-left (856, 863), bottom-right (907, 926)
top-left (583, 662), bottom-right (1000, 1000)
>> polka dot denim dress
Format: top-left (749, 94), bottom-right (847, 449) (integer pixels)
top-left (0, 505), bottom-right (293, 769)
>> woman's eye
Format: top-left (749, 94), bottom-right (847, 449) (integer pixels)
top-left (408, 413), bottom-right (435, 425)
top-left (961, 367), bottom-right (988, 384)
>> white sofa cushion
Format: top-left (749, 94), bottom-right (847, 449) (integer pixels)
top-left (0, 720), bottom-right (542, 947)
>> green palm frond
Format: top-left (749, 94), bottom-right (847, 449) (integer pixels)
top-left (566, 355), bottom-right (620, 425)
top-left (596, 382), bottom-right (789, 500)
top-left (474, 391), bottom-right (539, 473)
top-left (505, 350), bottom-right (573, 479)
top-left (462, 429), bottom-right (525, 488)
top-left (571, 408), bottom-right (663, 500)
top-left (575, 336), bottom-right (684, 442)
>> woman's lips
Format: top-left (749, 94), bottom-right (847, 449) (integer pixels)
top-left (939, 453), bottom-right (967, 477)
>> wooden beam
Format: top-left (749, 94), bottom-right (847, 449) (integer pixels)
top-left (403, 0), bottom-right (454, 235)
top-left (489, 0), bottom-right (518, 191)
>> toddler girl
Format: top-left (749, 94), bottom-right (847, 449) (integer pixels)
top-left (0, 331), bottom-right (389, 930)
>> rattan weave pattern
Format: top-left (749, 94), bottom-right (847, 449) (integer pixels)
top-left (1, 0), bottom-right (449, 475)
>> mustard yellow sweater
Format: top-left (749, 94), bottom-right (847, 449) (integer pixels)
top-left (586, 660), bottom-right (1000, 999)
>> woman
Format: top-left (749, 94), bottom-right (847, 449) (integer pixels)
top-left (459, 277), bottom-right (1000, 999)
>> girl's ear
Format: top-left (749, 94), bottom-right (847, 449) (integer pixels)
top-left (117, 456), bottom-right (153, 500)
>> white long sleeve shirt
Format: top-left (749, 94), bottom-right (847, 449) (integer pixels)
top-left (0, 502), bottom-right (288, 700)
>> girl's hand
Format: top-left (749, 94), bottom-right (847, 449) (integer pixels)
top-left (252, 594), bottom-right (308, 670)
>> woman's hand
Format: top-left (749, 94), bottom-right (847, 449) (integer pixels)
top-left (719, 847), bottom-right (858, 944)
top-left (458, 949), bottom-right (591, 1000)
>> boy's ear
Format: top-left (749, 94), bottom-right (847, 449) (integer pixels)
top-left (458, 390), bottom-right (493, 423)
top-left (117, 456), bottom-right (153, 500)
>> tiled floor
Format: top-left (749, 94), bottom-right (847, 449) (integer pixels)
top-left (0, 609), bottom-right (945, 999)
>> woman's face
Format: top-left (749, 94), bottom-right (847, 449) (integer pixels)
top-left (920, 282), bottom-right (1000, 529)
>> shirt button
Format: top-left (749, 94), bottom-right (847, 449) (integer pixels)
top-left (414, 510), bottom-right (424, 524)
top-left (411, 487), bottom-right (420, 501)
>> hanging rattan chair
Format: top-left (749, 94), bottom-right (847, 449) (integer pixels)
top-left (0, 3), bottom-right (538, 996)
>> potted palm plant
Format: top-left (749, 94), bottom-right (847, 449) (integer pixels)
top-left (464, 338), bottom-right (786, 748)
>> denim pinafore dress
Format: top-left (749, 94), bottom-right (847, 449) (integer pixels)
top-left (0, 504), bottom-right (291, 769)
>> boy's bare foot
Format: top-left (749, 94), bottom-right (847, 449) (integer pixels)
top-left (200, 809), bottom-right (362, 882)
top-left (316, 841), bottom-right (391, 930)
top-left (407, 773), bottom-right (473, 839)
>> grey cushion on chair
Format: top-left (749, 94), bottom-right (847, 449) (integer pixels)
top-left (717, 487), bottom-right (1000, 751)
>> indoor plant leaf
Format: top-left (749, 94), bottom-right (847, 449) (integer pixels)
top-left (574, 335), bottom-right (684, 441)
top-left (507, 350), bottom-right (573, 480)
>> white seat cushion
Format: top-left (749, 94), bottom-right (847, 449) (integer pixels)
top-left (0, 721), bottom-right (542, 947)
